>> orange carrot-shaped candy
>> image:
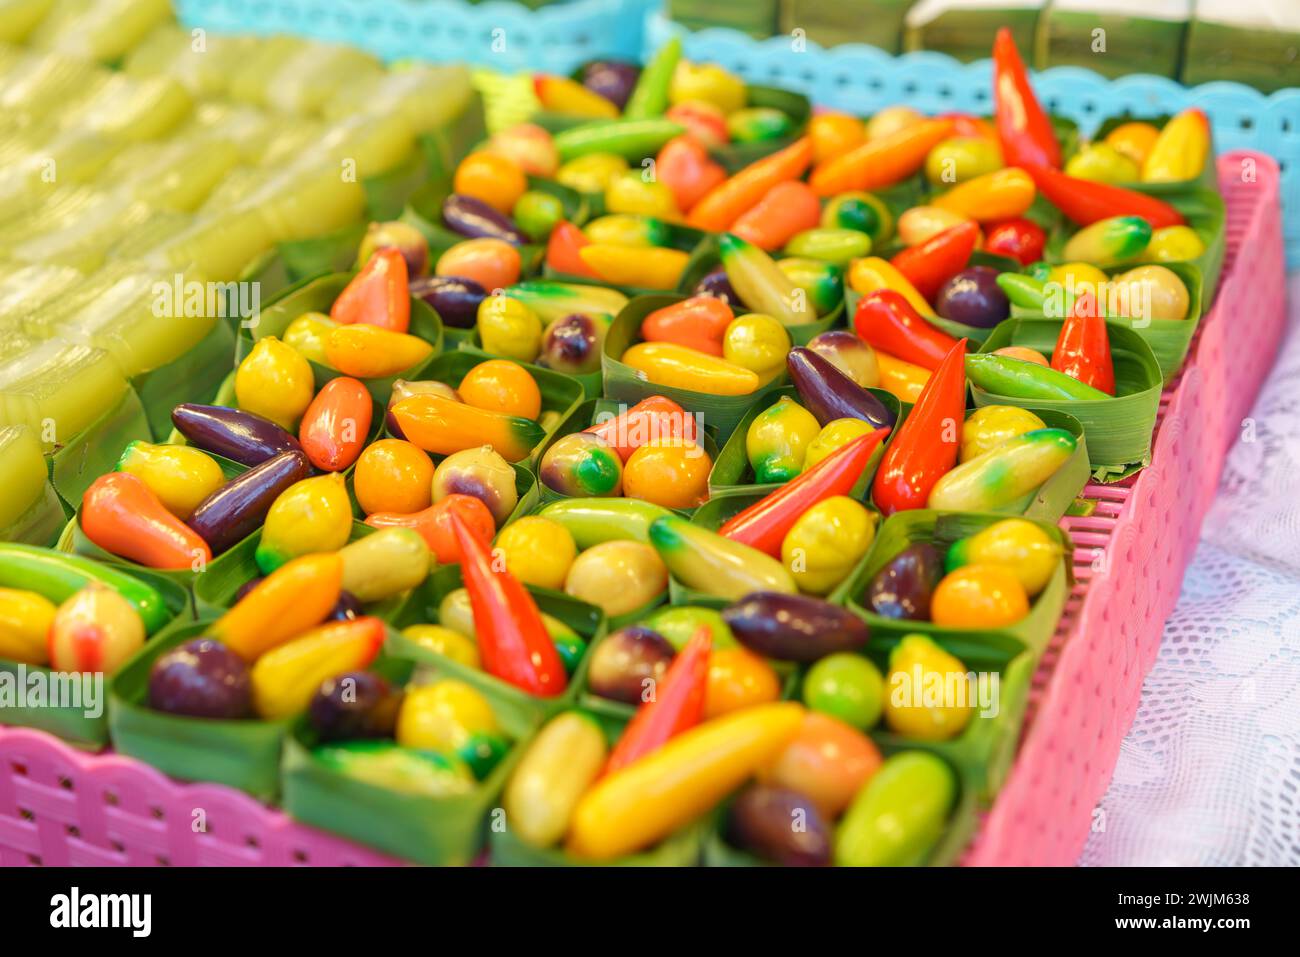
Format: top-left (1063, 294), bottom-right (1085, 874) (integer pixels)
top-left (330, 247), bottom-right (410, 333)
top-left (810, 118), bottom-right (955, 197)
top-left (730, 180), bottom-right (822, 251)
top-left (210, 553), bottom-right (343, 662)
top-left (687, 137), bottom-right (813, 232)
top-left (80, 473), bottom-right (211, 570)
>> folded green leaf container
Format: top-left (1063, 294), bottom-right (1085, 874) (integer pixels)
top-left (1045, 187), bottom-right (1226, 304)
top-left (1009, 260), bottom-right (1203, 383)
top-left (842, 509), bottom-right (1071, 655)
top-left (281, 658), bottom-right (534, 867)
top-left (603, 293), bottom-right (784, 442)
top-left (237, 272), bottom-right (444, 405)
top-left (109, 618), bottom-right (290, 799)
top-left (974, 317), bottom-right (1162, 480)
top-left (386, 565), bottom-right (605, 730)
top-left (1089, 113), bottom-right (1219, 196)
top-left (1034, 9), bottom-right (1188, 80)
top-left (0, 568), bottom-right (190, 750)
top-left (708, 385), bottom-right (901, 497)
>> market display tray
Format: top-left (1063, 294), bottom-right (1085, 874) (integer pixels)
top-left (0, 151), bottom-right (1284, 868)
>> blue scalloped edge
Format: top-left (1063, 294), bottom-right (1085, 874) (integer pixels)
top-left (645, 12), bottom-right (1300, 268)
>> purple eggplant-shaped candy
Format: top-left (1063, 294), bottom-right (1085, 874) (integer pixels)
top-left (866, 542), bottom-right (944, 620)
top-left (409, 275), bottom-right (486, 329)
top-left (586, 626), bottom-right (675, 704)
top-left (935, 266), bottom-right (1009, 329)
top-left (171, 404), bottom-right (301, 467)
top-left (582, 60), bottom-right (640, 110)
top-left (787, 347), bottom-right (895, 430)
top-left (148, 637), bottom-right (252, 719)
top-left (693, 266), bottom-right (739, 307)
top-left (442, 194), bottom-right (528, 245)
top-left (186, 449), bottom-right (311, 555)
top-left (723, 592), bottom-right (869, 662)
top-left (726, 785), bottom-right (831, 867)
top-left (309, 671), bottom-right (403, 741)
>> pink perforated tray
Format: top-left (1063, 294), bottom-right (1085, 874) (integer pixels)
top-left (0, 152), bottom-right (1285, 868)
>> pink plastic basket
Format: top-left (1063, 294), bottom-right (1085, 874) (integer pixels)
top-left (0, 152), bottom-right (1285, 868)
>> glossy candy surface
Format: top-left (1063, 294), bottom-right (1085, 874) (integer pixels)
top-left (81, 473), bottom-right (211, 570)
top-left (804, 418), bottom-right (877, 471)
top-left (188, 449), bottom-right (312, 556)
top-left (802, 652), bottom-right (884, 730)
top-left (579, 243), bottom-right (687, 290)
top-left (730, 181), bottom-right (821, 251)
top-left (586, 625), bottom-right (675, 703)
top-left (1062, 215), bottom-right (1151, 267)
top-left (882, 634), bottom-right (974, 740)
top-left (649, 515), bottom-right (796, 600)
top-left (622, 342), bottom-right (759, 396)
top-left (115, 441), bottom-right (223, 520)
top-left (505, 711), bottom-right (607, 849)
top-left (309, 671), bottom-right (402, 742)
top-left (746, 396), bottom-right (820, 484)
top-left (458, 359), bottom-right (541, 420)
top-left (540, 432), bottom-right (624, 497)
top-left (338, 528), bottom-right (430, 603)
top-left (948, 518), bottom-right (1060, 597)
top-left (149, 637), bottom-right (252, 719)
top-left (835, 751), bottom-right (955, 866)
top-left (641, 296), bottom-right (733, 356)
top-left (929, 428), bottom-right (1076, 512)
top-left (331, 248), bottom-right (410, 334)
top-left (726, 785), bottom-right (832, 867)
top-left (563, 540), bottom-right (668, 617)
top-left (436, 238), bottom-right (522, 291)
top-left (402, 624), bottom-right (480, 669)
top-left (1111, 265), bottom-right (1190, 322)
top-left (368, 494), bottom-right (496, 564)
top-left (537, 497), bottom-right (673, 548)
top-left (760, 713), bottom-right (881, 819)
top-left (298, 377), bottom-right (372, 472)
top-left (410, 276), bottom-right (485, 330)
top-left (867, 542), bottom-right (944, 620)
top-left (983, 217), bottom-right (1046, 266)
top-left (212, 553), bottom-right (343, 662)
top-left (935, 266), bottom-right (1009, 329)
top-left (931, 565), bottom-right (1030, 628)
top-left (48, 584), bottom-right (145, 676)
top-left (805, 330), bottom-right (879, 389)
top-left (353, 439), bottom-right (433, 515)
top-left (722, 313), bottom-right (792, 384)
top-left (719, 233), bottom-right (818, 327)
top-left (853, 289), bottom-right (958, 371)
top-left (283, 312), bottom-right (338, 365)
top-left (454, 151), bottom-right (528, 215)
top-left (0, 589), bottom-right (56, 666)
top-left (324, 324), bottom-right (433, 379)
top-left (960, 405), bottom-right (1046, 462)
top-left (787, 347), bottom-right (894, 430)
top-left (965, 353), bottom-right (1110, 401)
top-left (477, 294), bottom-right (543, 362)
top-left (494, 516), bottom-right (577, 591)
top-left (234, 337), bottom-right (314, 431)
top-left (539, 312), bottom-right (608, 375)
top-left (431, 447), bottom-right (519, 525)
top-left (821, 190), bottom-right (892, 243)
top-left (780, 496), bottom-right (877, 595)
top-left (442, 193), bottom-right (528, 245)
top-left (254, 473), bottom-right (352, 574)
top-left (392, 394), bottom-right (543, 463)
top-left (623, 438), bottom-right (711, 509)
top-left (724, 592), bottom-right (868, 662)
top-left (778, 258), bottom-right (843, 317)
top-left (356, 221), bottom-right (428, 279)
top-left (397, 678), bottom-right (499, 751)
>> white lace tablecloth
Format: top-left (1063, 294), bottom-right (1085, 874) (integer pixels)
top-left (1080, 274), bottom-right (1300, 866)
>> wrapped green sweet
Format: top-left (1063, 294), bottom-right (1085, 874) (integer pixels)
top-left (0, 339), bottom-right (127, 449)
top-left (27, 0), bottom-right (172, 63)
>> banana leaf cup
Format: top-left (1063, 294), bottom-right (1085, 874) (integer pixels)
top-left (843, 509), bottom-right (1071, 656)
top-left (1090, 113), bottom-right (1219, 196)
top-left (385, 565), bottom-right (605, 730)
top-left (57, 450), bottom-right (248, 591)
top-left (190, 520), bottom-right (417, 622)
top-left (0, 566), bottom-right (190, 750)
top-left (701, 755), bottom-right (980, 867)
top-left (237, 271), bottom-right (444, 405)
top-left (1008, 260), bottom-right (1203, 383)
top-left (973, 317), bottom-right (1162, 481)
top-left (678, 234), bottom-right (845, 346)
top-left (603, 293), bottom-right (785, 442)
top-left (530, 396), bottom-right (719, 500)
top-left (708, 385), bottom-right (902, 497)
top-left (488, 700), bottom-right (707, 866)
top-left (280, 655), bottom-right (533, 867)
top-left (1045, 187), bottom-right (1226, 304)
top-left (109, 618), bottom-right (407, 801)
top-left (49, 387), bottom-right (152, 512)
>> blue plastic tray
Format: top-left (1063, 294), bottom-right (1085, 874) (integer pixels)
top-left (176, 0), bottom-right (657, 73)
